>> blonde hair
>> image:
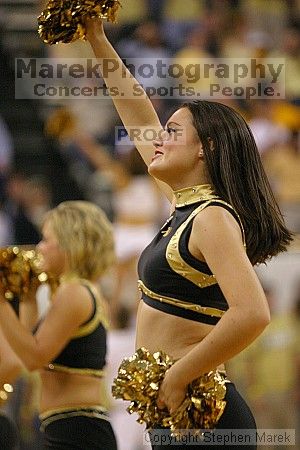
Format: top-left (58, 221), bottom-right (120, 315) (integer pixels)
top-left (43, 201), bottom-right (115, 280)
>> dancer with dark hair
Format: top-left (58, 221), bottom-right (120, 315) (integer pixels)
top-left (85, 17), bottom-right (293, 449)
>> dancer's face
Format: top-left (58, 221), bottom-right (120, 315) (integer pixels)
top-left (149, 108), bottom-right (204, 188)
top-left (37, 221), bottom-right (67, 277)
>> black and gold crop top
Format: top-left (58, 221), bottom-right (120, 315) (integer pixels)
top-left (137, 184), bottom-right (245, 325)
top-left (37, 282), bottom-right (108, 377)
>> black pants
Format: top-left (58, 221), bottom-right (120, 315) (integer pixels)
top-left (41, 415), bottom-right (117, 450)
top-left (149, 383), bottom-right (257, 449)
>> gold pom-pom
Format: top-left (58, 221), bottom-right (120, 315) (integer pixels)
top-left (0, 246), bottom-right (57, 300)
top-left (112, 347), bottom-right (228, 436)
top-left (37, 0), bottom-right (121, 45)
top-left (112, 347), bottom-right (173, 429)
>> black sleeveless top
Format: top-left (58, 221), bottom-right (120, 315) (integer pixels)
top-left (35, 282), bottom-right (108, 377)
top-left (137, 185), bottom-right (245, 325)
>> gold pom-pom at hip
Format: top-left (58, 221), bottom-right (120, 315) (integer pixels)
top-left (112, 347), bottom-right (228, 436)
top-left (37, 0), bottom-right (121, 45)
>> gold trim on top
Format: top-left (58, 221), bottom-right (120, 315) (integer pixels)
top-left (83, 280), bottom-right (110, 330)
top-left (46, 363), bottom-right (105, 378)
top-left (138, 280), bottom-right (225, 318)
top-left (73, 310), bottom-right (102, 338)
top-left (166, 199), bottom-right (246, 288)
top-left (65, 279), bottom-right (109, 338)
top-left (173, 184), bottom-right (218, 207)
top-left (167, 201), bottom-right (217, 288)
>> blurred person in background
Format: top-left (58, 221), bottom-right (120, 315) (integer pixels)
top-left (0, 113), bottom-right (13, 203)
top-left (0, 326), bottom-right (23, 450)
top-left (0, 114), bottom-right (14, 245)
top-left (268, 25), bottom-right (300, 102)
top-left (263, 129), bottom-right (300, 234)
top-left (262, 101), bottom-right (300, 234)
top-left (247, 101), bottom-right (290, 157)
top-left (62, 134), bottom-right (165, 324)
top-left (240, 0), bottom-right (291, 48)
top-left (227, 286), bottom-right (299, 450)
top-left (0, 201), bottom-right (117, 450)
top-left (0, 411), bottom-right (20, 450)
top-left (45, 107), bottom-right (115, 222)
top-left (161, 0), bottom-right (205, 52)
top-left (171, 25), bottom-right (216, 100)
top-left (45, 106), bottom-right (167, 324)
top-left (293, 286), bottom-right (300, 436)
top-left (4, 172), bottom-right (52, 245)
top-left (106, 305), bottom-right (151, 450)
top-left (2, 172), bottom-right (53, 448)
top-left (116, 20), bottom-right (172, 113)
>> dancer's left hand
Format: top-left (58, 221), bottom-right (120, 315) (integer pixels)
top-left (157, 364), bottom-right (187, 414)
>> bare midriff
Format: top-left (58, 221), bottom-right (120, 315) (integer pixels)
top-left (39, 371), bottom-right (105, 413)
top-left (136, 301), bottom-right (225, 370)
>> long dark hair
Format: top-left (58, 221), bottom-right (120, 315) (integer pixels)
top-left (182, 100), bottom-right (293, 265)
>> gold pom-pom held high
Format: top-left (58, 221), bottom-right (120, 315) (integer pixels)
top-left (37, 0), bottom-right (121, 45)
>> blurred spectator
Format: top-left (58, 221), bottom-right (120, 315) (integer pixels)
top-left (46, 37), bottom-right (118, 139)
top-left (171, 24), bottom-right (216, 100)
top-left (0, 114), bottom-right (13, 203)
top-left (247, 100), bottom-right (290, 156)
top-left (269, 25), bottom-right (300, 101)
top-left (161, 0), bottom-right (205, 51)
top-left (6, 372), bottom-right (43, 450)
top-left (63, 134), bottom-right (166, 320)
top-left (117, 0), bottom-right (148, 26)
top-left (4, 172), bottom-right (52, 245)
top-left (117, 20), bottom-right (170, 58)
top-left (227, 286), bottom-right (298, 448)
top-left (200, 2), bottom-right (236, 56)
top-left (2, 2), bottom-right (300, 445)
top-left (0, 207), bottom-right (12, 246)
top-left (45, 106), bottom-right (115, 221)
top-left (45, 107), bottom-right (168, 320)
top-left (147, 0), bottom-right (164, 23)
top-left (221, 12), bottom-right (253, 57)
top-left (117, 20), bottom-right (172, 96)
top-left (241, 0), bottom-right (290, 47)
top-left (293, 286), bottom-right (300, 435)
top-left (110, 146), bottom-right (167, 320)
top-left (106, 306), bottom-right (150, 450)
top-left (263, 129), bottom-right (300, 234)
top-left (0, 412), bottom-right (20, 450)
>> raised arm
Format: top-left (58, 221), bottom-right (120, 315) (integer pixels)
top-left (85, 18), bottom-right (173, 201)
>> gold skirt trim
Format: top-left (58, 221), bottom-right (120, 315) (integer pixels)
top-left (39, 404), bottom-right (109, 432)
